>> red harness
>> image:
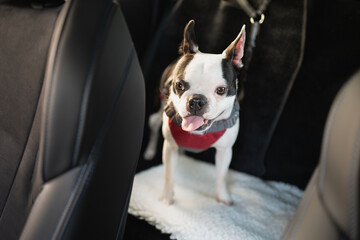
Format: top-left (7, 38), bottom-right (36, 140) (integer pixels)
top-left (169, 118), bottom-right (226, 151)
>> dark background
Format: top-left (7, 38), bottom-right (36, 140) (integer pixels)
top-left (119, 0), bottom-right (360, 238)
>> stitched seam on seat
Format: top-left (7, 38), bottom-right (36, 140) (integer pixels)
top-left (47, 3), bottom-right (117, 239)
top-left (52, 16), bottom-right (135, 236)
top-left (42, 0), bottom-right (73, 182)
top-left (349, 125), bottom-right (360, 239)
top-left (318, 85), bottom-right (347, 194)
top-left (70, 2), bottom-right (117, 167)
top-left (57, 48), bottom-right (135, 240)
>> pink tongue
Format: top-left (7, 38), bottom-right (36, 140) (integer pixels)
top-left (182, 116), bottom-right (204, 131)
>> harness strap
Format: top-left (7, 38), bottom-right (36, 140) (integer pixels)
top-left (231, 0), bottom-right (272, 100)
top-left (235, 0), bottom-right (271, 18)
top-left (203, 100), bottom-right (239, 134)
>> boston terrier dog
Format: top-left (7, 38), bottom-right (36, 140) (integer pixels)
top-left (144, 20), bottom-right (246, 205)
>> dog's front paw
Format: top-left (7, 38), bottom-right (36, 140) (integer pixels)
top-left (216, 196), bottom-right (234, 206)
top-left (160, 196), bottom-right (174, 205)
top-left (216, 188), bottom-right (233, 206)
top-left (159, 190), bottom-right (175, 205)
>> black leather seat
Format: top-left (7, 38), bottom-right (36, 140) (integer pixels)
top-left (0, 0), bottom-right (144, 239)
top-left (281, 70), bottom-right (360, 240)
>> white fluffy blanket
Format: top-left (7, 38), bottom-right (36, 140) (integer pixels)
top-left (129, 155), bottom-right (303, 240)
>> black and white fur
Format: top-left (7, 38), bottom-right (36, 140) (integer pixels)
top-left (144, 20), bottom-right (246, 205)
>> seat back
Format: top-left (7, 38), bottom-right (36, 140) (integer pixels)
top-left (282, 71), bottom-right (360, 240)
top-left (0, 2), bottom-right (62, 239)
top-left (0, 0), bottom-right (145, 239)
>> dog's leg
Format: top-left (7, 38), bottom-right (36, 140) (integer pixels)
top-left (215, 147), bottom-right (233, 205)
top-left (160, 139), bottom-right (178, 205)
top-left (143, 109), bottom-right (163, 160)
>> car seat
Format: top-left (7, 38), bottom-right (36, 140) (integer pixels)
top-left (0, 0), bottom-right (145, 239)
top-left (281, 70), bottom-right (360, 240)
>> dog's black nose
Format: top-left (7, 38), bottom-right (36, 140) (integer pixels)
top-left (188, 94), bottom-right (207, 112)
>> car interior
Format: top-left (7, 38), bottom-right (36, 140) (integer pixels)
top-left (0, 0), bottom-right (359, 239)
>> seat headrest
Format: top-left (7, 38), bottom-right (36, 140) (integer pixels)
top-left (318, 70), bottom-right (360, 239)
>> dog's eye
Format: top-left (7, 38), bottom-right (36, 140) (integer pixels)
top-left (175, 82), bottom-right (185, 91)
top-left (216, 87), bottom-right (226, 95)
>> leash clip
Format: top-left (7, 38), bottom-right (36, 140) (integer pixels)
top-left (250, 13), bottom-right (265, 24)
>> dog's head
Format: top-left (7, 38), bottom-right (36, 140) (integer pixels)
top-left (165, 20), bottom-right (245, 132)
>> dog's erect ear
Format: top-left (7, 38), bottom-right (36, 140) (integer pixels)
top-left (179, 20), bottom-right (199, 55)
top-left (223, 25), bottom-right (246, 69)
